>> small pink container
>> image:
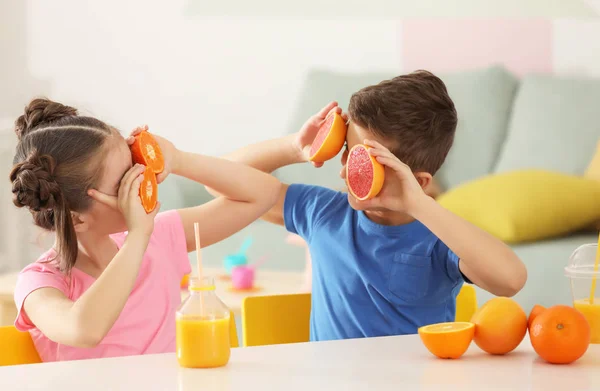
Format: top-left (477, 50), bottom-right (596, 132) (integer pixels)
top-left (231, 265), bottom-right (255, 290)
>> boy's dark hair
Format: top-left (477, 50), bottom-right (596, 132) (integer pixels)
top-left (348, 70), bottom-right (457, 175)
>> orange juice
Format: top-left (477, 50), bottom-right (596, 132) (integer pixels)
top-left (176, 317), bottom-right (230, 368)
top-left (573, 298), bottom-right (600, 344)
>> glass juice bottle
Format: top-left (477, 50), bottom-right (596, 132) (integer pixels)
top-left (176, 276), bottom-right (231, 368)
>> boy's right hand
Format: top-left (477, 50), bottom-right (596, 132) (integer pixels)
top-left (294, 101), bottom-right (346, 168)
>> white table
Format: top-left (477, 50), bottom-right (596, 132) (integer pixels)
top-left (1, 335), bottom-right (599, 390)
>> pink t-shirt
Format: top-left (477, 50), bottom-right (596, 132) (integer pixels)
top-left (13, 210), bottom-right (191, 362)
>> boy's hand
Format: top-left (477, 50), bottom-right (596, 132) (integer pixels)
top-left (126, 125), bottom-right (178, 183)
top-left (355, 140), bottom-right (427, 215)
top-left (294, 102), bottom-right (347, 168)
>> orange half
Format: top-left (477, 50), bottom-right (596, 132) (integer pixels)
top-left (308, 112), bottom-right (347, 163)
top-left (418, 322), bottom-right (475, 359)
top-left (346, 144), bottom-right (385, 201)
top-left (131, 131), bottom-right (165, 174)
top-left (140, 168), bottom-right (158, 213)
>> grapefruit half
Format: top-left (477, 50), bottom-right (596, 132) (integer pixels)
top-left (308, 112), bottom-right (347, 163)
top-left (346, 144), bottom-right (385, 201)
top-left (131, 131), bottom-right (165, 174)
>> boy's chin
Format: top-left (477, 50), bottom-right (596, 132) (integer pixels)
top-left (346, 193), bottom-right (370, 211)
top-left (346, 193), bottom-right (389, 213)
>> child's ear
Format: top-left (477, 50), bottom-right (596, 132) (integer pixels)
top-left (414, 172), bottom-right (433, 191)
top-left (71, 211), bottom-right (89, 233)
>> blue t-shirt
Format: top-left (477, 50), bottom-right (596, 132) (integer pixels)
top-left (284, 184), bottom-right (467, 341)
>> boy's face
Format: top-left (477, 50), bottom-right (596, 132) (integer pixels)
top-left (339, 121), bottom-right (396, 211)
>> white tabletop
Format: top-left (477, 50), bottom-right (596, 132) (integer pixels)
top-left (1, 334), bottom-right (599, 391)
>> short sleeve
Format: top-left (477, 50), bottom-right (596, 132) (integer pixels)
top-left (14, 262), bottom-right (69, 331)
top-left (153, 210), bottom-right (191, 278)
top-left (433, 239), bottom-right (470, 284)
top-left (284, 184), bottom-right (345, 241)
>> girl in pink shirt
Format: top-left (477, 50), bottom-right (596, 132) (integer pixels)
top-left (9, 98), bottom-right (281, 362)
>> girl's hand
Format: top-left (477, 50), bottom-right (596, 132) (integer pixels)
top-left (89, 164), bottom-right (160, 236)
top-left (126, 125), bottom-right (178, 183)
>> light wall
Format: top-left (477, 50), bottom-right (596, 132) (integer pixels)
top-left (2, 1), bottom-right (600, 269)
top-left (2, 1), bottom-right (600, 156)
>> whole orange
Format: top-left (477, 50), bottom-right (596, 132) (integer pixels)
top-left (528, 304), bottom-right (546, 330)
top-left (530, 305), bottom-right (590, 364)
top-left (471, 297), bottom-right (527, 355)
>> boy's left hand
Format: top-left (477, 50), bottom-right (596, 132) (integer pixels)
top-left (355, 140), bottom-right (427, 215)
top-left (126, 125), bottom-right (177, 184)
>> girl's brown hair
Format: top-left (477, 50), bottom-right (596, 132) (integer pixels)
top-left (10, 98), bottom-right (113, 273)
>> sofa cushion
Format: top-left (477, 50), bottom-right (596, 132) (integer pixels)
top-left (437, 169), bottom-right (600, 243)
top-left (494, 74), bottom-right (600, 175)
top-left (435, 65), bottom-right (518, 190)
top-left (585, 140), bottom-right (600, 181)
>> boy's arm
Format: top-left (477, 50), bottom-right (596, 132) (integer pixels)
top-left (413, 197), bottom-right (527, 297)
top-left (361, 140), bottom-right (527, 297)
top-left (206, 102), bottom-right (343, 226)
top-left (207, 135), bottom-right (300, 226)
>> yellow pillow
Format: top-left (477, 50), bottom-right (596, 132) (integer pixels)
top-left (437, 170), bottom-right (600, 243)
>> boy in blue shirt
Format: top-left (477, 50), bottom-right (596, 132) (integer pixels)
top-left (210, 70), bottom-right (527, 341)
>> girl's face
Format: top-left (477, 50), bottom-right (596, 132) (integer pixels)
top-left (83, 132), bottom-right (133, 235)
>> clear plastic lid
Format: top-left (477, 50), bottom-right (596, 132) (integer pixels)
top-left (565, 243), bottom-right (600, 279)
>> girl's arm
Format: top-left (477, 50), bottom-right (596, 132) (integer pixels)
top-left (24, 165), bottom-right (160, 348)
top-left (172, 150), bottom-right (282, 251)
top-left (125, 126), bottom-right (281, 251)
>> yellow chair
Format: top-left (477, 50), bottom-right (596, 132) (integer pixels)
top-left (455, 284), bottom-right (478, 322)
top-left (242, 293), bottom-right (311, 347)
top-left (242, 286), bottom-right (477, 347)
top-left (0, 326), bottom-right (42, 366)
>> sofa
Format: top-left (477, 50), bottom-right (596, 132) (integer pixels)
top-left (159, 65), bottom-right (600, 313)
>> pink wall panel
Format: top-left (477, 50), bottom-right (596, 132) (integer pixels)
top-left (401, 19), bottom-right (553, 76)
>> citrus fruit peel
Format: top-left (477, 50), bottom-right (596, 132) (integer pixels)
top-left (131, 130), bottom-right (165, 174)
top-left (308, 112), bottom-right (347, 163)
top-left (418, 322), bottom-right (475, 359)
top-left (346, 144), bottom-right (385, 201)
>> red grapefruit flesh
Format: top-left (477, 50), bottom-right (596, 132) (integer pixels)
top-left (346, 144), bottom-right (384, 201)
top-left (308, 112), bottom-right (347, 163)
